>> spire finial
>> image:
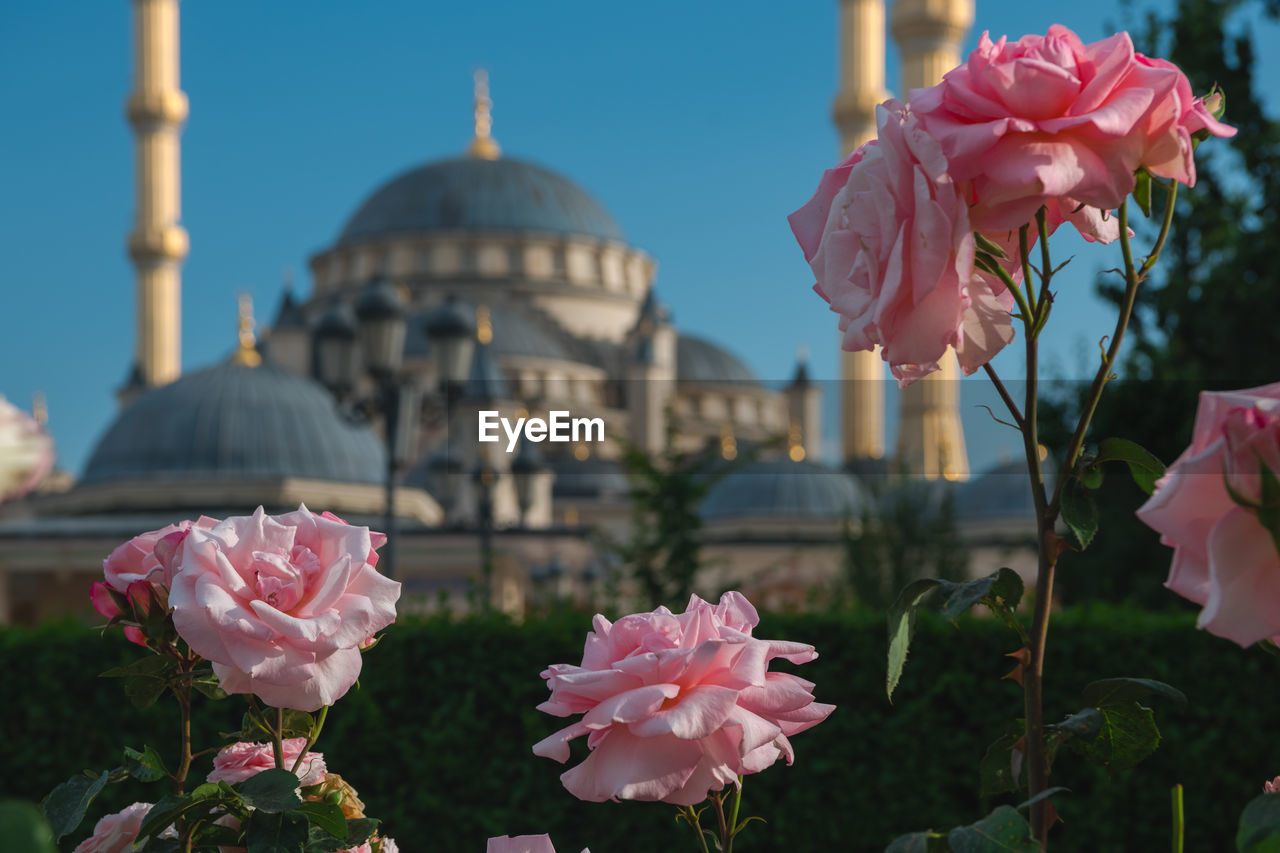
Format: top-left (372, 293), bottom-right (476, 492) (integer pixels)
top-left (467, 68), bottom-right (501, 160)
top-left (233, 292), bottom-right (262, 367)
top-left (31, 391), bottom-right (48, 429)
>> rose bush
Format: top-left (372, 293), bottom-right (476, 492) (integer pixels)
top-left (533, 591), bottom-right (833, 805)
top-left (1137, 382), bottom-right (1280, 646)
top-left (910, 25), bottom-right (1235, 232)
top-left (788, 99), bottom-right (1014, 385)
top-left (168, 505), bottom-right (400, 711)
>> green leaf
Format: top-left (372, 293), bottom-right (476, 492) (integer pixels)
top-left (123, 745), bottom-right (169, 783)
top-left (99, 656), bottom-right (175, 679)
top-left (1061, 479), bottom-right (1099, 550)
top-left (191, 670), bottom-right (228, 701)
top-left (886, 578), bottom-right (943, 701)
top-left (1081, 677), bottom-right (1188, 711)
top-left (885, 830), bottom-right (950, 852)
top-left (0, 799), bottom-right (57, 853)
top-left (979, 734), bottom-right (1021, 798)
top-left (42, 770), bottom-right (110, 841)
top-left (1133, 168), bottom-right (1153, 217)
top-left (139, 783), bottom-right (228, 841)
top-left (295, 801), bottom-right (346, 839)
top-left (1237, 793), bottom-right (1280, 852)
top-left (124, 674), bottom-right (170, 709)
top-left (1079, 464), bottom-right (1104, 490)
top-left (1095, 437), bottom-right (1166, 495)
top-left (244, 809), bottom-right (309, 853)
top-left (306, 818), bottom-right (379, 853)
top-left (1074, 703), bottom-right (1161, 771)
top-left (947, 805), bottom-right (1038, 852)
top-left (938, 567), bottom-right (1023, 621)
top-left (236, 769), bottom-right (303, 813)
top-left (1015, 787), bottom-right (1070, 812)
top-left (1046, 708), bottom-right (1104, 741)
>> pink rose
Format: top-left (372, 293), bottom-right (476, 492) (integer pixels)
top-left (73, 803), bottom-right (150, 853)
top-left (487, 836), bottom-right (587, 853)
top-left (533, 591), bottom-right (834, 805)
top-left (169, 505), bottom-right (400, 711)
top-left (911, 25), bottom-right (1235, 233)
top-left (1136, 382), bottom-right (1280, 646)
top-left (1266, 776), bottom-right (1280, 794)
top-left (90, 579), bottom-right (151, 647)
top-left (0, 395), bottom-right (54, 502)
top-left (789, 99), bottom-right (1014, 385)
top-left (206, 738), bottom-right (327, 787)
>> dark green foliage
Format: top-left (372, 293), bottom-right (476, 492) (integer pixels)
top-left (6, 609), bottom-right (1280, 852)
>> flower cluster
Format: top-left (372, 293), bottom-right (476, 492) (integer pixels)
top-left (533, 591), bottom-right (833, 804)
top-left (790, 24), bottom-right (1234, 385)
top-left (1138, 383), bottom-right (1280, 646)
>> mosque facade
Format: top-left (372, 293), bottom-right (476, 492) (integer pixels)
top-left (0, 0), bottom-right (1041, 625)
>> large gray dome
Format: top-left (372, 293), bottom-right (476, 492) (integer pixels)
top-left (337, 157), bottom-right (624, 245)
top-left (83, 362), bottom-right (384, 486)
top-left (701, 458), bottom-right (867, 521)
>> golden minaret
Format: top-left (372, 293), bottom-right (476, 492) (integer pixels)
top-left (125, 0), bottom-right (188, 389)
top-left (891, 0), bottom-right (974, 481)
top-left (833, 0), bottom-right (892, 461)
top-left (467, 69), bottom-right (501, 160)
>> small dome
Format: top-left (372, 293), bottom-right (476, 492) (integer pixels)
top-left (955, 458), bottom-right (1056, 521)
top-left (701, 458), bottom-right (867, 521)
top-left (676, 335), bottom-right (759, 385)
top-left (404, 301), bottom-right (583, 364)
top-left (337, 157), bottom-right (624, 245)
top-left (82, 362), bottom-right (384, 485)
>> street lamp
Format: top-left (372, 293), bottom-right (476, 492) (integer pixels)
top-left (423, 295), bottom-right (476, 393)
top-left (314, 278), bottom-right (409, 579)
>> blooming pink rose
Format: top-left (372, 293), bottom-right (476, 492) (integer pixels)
top-left (0, 395), bottom-right (53, 502)
top-left (533, 591), bottom-right (834, 805)
top-left (73, 803), bottom-right (150, 853)
top-left (169, 505), bottom-right (400, 711)
top-left (487, 836), bottom-right (587, 853)
top-left (911, 25), bottom-right (1235, 233)
top-left (206, 738), bottom-right (327, 787)
top-left (1137, 382), bottom-right (1280, 646)
top-left (789, 99), bottom-right (1014, 386)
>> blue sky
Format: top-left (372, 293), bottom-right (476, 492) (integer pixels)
top-left (2, 0), bottom-right (1275, 477)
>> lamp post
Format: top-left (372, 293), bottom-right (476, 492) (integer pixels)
top-left (314, 278), bottom-right (409, 579)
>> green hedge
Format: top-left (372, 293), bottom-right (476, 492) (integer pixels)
top-left (2, 606), bottom-right (1276, 851)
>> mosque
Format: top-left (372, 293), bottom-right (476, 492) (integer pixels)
top-left (0, 0), bottom-right (1038, 624)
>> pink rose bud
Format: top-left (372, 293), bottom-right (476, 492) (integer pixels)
top-left (1266, 776), bottom-right (1280, 794)
top-left (533, 591), bottom-right (834, 805)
